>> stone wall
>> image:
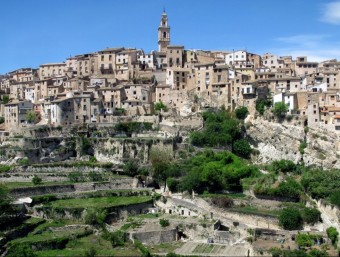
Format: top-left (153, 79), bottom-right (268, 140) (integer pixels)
top-left (130, 227), bottom-right (178, 244)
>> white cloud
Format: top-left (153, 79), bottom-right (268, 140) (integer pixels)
top-left (269, 34), bottom-right (340, 62)
top-left (320, 1), bottom-right (340, 25)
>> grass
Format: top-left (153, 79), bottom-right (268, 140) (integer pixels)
top-left (200, 192), bottom-right (247, 199)
top-left (4, 181), bottom-right (76, 189)
top-left (192, 243), bottom-right (214, 254)
top-left (49, 196), bottom-right (152, 209)
top-left (10, 226), bottom-right (88, 244)
top-left (31, 219), bottom-right (83, 234)
top-left (150, 241), bottom-right (185, 253)
top-left (35, 234), bottom-right (141, 257)
top-left (229, 205), bottom-right (280, 217)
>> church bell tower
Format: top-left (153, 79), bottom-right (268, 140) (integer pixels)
top-left (158, 11), bottom-right (170, 52)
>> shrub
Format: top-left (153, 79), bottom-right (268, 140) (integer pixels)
top-left (88, 171), bottom-right (103, 182)
top-left (296, 233), bottom-right (313, 248)
top-left (233, 139), bottom-right (252, 159)
top-left (154, 101), bottom-right (167, 112)
top-left (330, 191), bottom-right (340, 207)
top-left (0, 164), bottom-right (11, 173)
top-left (278, 207), bottom-right (303, 230)
top-left (123, 160), bottom-right (139, 177)
top-left (0, 117), bottom-right (4, 124)
top-left (159, 218), bottom-right (170, 227)
top-left (235, 106), bottom-right (249, 120)
top-left (166, 177), bottom-right (179, 192)
top-left (302, 207), bottom-right (320, 224)
top-left (299, 141), bottom-right (307, 154)
top-left (32, 175), bottom-right (42, 185)
top-left (326, 226), bottom-right (338, 245)
top-left (211, 196), bottom-right (234, 208)
top-left (103, 229), bottom-right (127, 247)
top-left (85, 209), bottom-right (107, 227)
top-left (256, 99), bottom-right (271, 115)
top-left (68, 171), bottom-right (85, 182)
top-left (273, 102), bottom-right (288, 118)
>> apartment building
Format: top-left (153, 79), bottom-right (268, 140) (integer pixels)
top-left (4, 100), bottom-right (34, 130)
top-left (39, 63), bottom-right (67, 79)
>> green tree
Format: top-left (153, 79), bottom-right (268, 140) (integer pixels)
top-left (159, 218), bottom-right (170, 227)
top-left (308, 249), bottom-right (329, 257)
top-left (278, 207), bottom-right (303, 230)
top-left (0, 185), bottom-right (12, 216)
top-left (123, 159), bottom-right (139, 177)
top-left (302, 207), bottom-right (320, 224)
top-left (273, 102), bottom-right (288, 118)
top-left (330, 190), bottom-right (340, 207)
top-left (149, 147), bottom-right (173, 186)
top-left (235, 106), bottom-right (249, 120)
top-left (326, 226), bottom-right (338, 245)
top-left (255, 99), bottom-right (271, 115)
top-left (0, 117), bottom-right (4, 124)
top-left (154, 101), bottom-right (167, 111)
top-left (24, 110), bottom-right (39, 123)
top-left (7, 244), bottom-right (37, 257)
top-left (233, 139), bottom-right (252, 159)
top-left (2, 95), bottom-right (9, 104)
top-left (296, 233), bottom-right (313, 248)
top-left (32, 175), bottom-right (42, 185)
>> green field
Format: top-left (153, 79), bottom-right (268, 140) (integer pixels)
top-left (49, 196), bottom-right (152, 209)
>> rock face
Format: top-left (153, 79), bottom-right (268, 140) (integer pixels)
top-left (247, 118), bottom-right (340, 169)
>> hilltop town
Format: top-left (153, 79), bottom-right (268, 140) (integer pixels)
top-left (2, 11), bottom-right (340, 257)
top-left (1, 11), bottom-right (339, 134)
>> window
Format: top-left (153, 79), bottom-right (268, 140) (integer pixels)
top-left (101, 56), bottom-right (104, 61)
top-left (163, 32), bottom-right (166, 38)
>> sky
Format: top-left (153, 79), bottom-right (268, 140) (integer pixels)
top-left (1, 0), bottom-right (340, 74)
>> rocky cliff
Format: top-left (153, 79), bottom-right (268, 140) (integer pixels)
top-left (247, 117), bottom-right (340, 169)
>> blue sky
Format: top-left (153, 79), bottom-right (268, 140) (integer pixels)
top-left (1, 0), bottom-right (340, 74)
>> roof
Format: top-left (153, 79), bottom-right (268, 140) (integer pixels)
top-left (167, 45), bottom-right (184, 49)
top-left (98, 47), bottom-right (124, 53)
top-left (40, 63), bottom-right (66, 67)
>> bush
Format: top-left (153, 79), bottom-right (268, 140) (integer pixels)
top-left (159, 218), bottom-right (170, 227)
top-left (278, 207), bottom-right (303, 230)
top-left (211, 196), bottom-right (234, 208)
top-left (0, 164), bottom-right (11, 173)
top-left (256, 99), bottom-right (272, 115)
top-left (296, 233), bottom-right (313, 248)
top-left (235, 106), bottom-right (249, 120)
top-left (0, 117), bottom-right (4, 124)
top-left (103, 229), bottom-right (127, 247)
top-left (32, 175), bottom-right (42, 185)
top-left (166, 177), bottom-right (179, 192)
top-left (302, 207), bottom-right (320, 224)
top-left (88, 171), bottom-right (103, 182)
top-left (330, 191), bottom-right (340, 207)
top-left (154, 101), bottom-right (167, 112)
top-left (299, 141), bottom-right (307, 154)
top-left (273, 102), bottom-right (288, 118)
top-left (233, 139), bottom-right (252, 159)
top-left (7, 243), bottom-right (37, 257)
top-left (85, 209), bottom-right (107, 227)
top-left (123, 160), bottom-right (139, 177)
top-left (326, 226), bottom-right (338, 245)
top-left (68, 171), bottom-right (85, 182)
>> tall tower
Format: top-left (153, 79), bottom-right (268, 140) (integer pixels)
top-left (158, 11), bottom-right (170, 52)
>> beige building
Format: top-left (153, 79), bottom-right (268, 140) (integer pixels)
top-left (4, 100), bottom-right (34, 130)
top-left (39, 63), bottom-right (67, 79)
top-left (166, 46), bottom-right (184, 68)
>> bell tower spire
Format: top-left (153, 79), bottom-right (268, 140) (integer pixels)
top-left (158, 11), bottom-right (170, 52)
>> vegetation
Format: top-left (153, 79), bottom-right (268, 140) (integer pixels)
top-left (278, 207), bottom-right (303, 230)
top-left (0, 164), bottom-right (11, 173)
top-left (190, 110), bottom-right (241, 148)
top-left (326, 226), bottom-right (338, 245)
top-left (232, 139), bottom-right (252, 159)
top-left (255, 98), bottom-right (272, 115)
top-left (0, 116), bottom-right (4, 124)
top-left (32, 175), bottom-right (42, 185)
top-left (114, 122), bottom-right (153, 133)
top-left (25, 110), bottom-right (39, 123)
top-left (273, 102), bottom-right (288, 118)
top-left (154, 101), bottom-right (167, 112)
top-left (49, 196), bottom-right (152, 209)
top-left (210, 195), bottom-right (234, 208)
top-left (180, 150), bottom-right (259, 193)
top-left (235, 106), bottom-right (249, 120)
top-left (84, 209), bottom-right (107, 227)
top-left (159, 218), bottom-right (170, 227)
top-left (2, 95), bottom-right (9, 104)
